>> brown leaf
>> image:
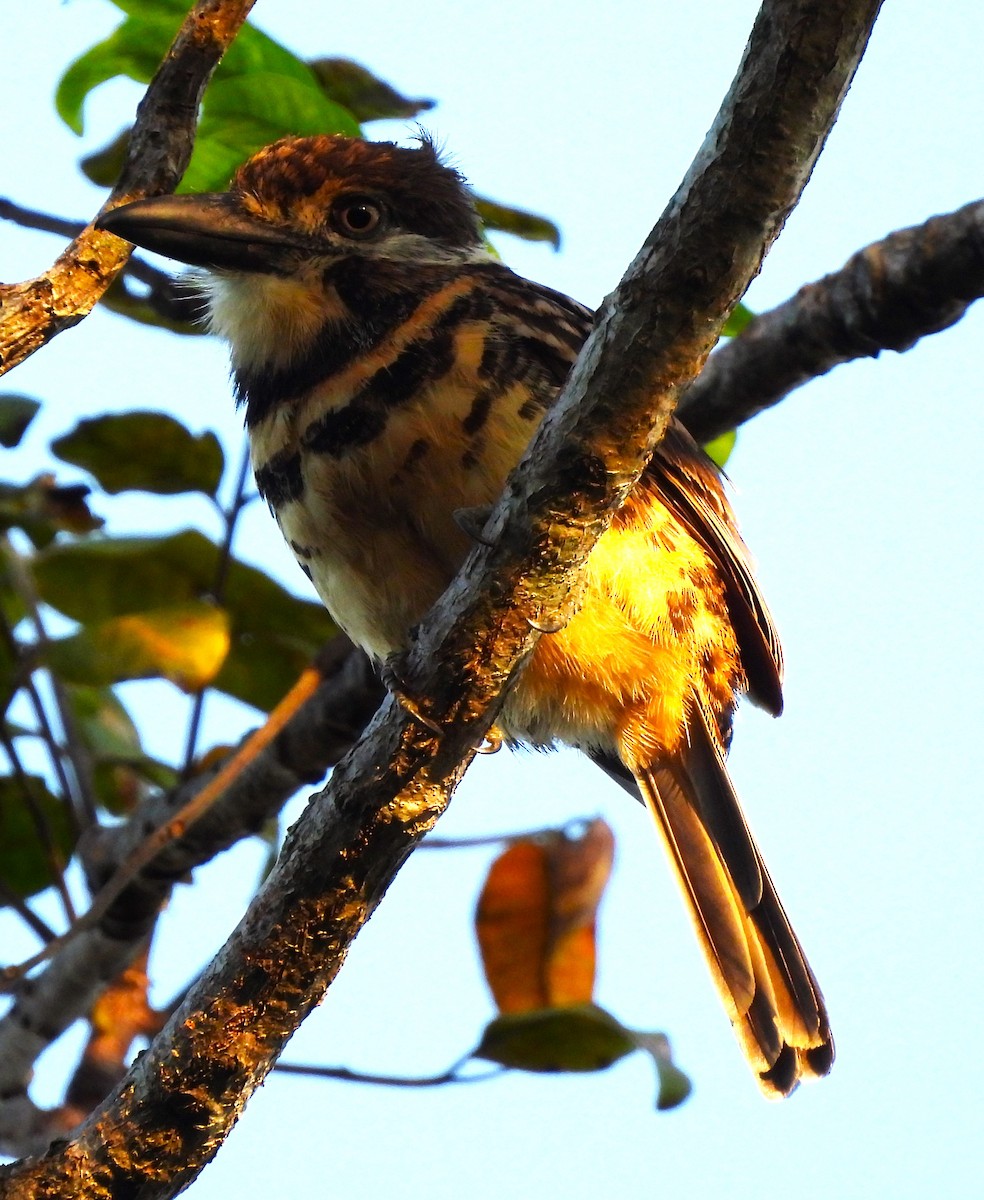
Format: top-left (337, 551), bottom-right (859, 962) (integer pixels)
top-left (475, 819), bottom-right (615, 1013)
top-left (476, 840), bottom-right (551, 1014)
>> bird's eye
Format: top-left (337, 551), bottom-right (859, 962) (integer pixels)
top-left (331, 197), bottom-right (384, 239)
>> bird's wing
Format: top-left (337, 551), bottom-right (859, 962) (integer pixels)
top-left (477, 269), bottom-right (784, 714)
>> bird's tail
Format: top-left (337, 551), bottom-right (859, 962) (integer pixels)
top-left (620, 702), bottom-right (834, 1097)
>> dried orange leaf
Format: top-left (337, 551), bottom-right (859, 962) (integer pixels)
top-left (475, 840), bottom-right (551, 1014)
top-left (545, 819), bottom-right (615, 1005)
top-left (475, 819), bottom-right (615, 1013)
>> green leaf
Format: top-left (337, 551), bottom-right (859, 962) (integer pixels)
top-left (627, 1031), bottom-right (693, 1111)
top-left (51, 412), bottom-right (224, 497)
top-left (33, 531), bottom-right (336, 711)
top-left (0, 613), bottom-right (20, 717)
top-left (64, 683), bottom-right (177, 812)
top-left (46, 602), bottom-right (231, 692)
top-left (66, 682), bottom-right (143, 761)
top-left (473, 1005), bottom-right (636, 1074)
top-left (56, 11), bottom-right (184, 135)
top-left (722, 301), bottom-right (755, 338)
top-left (474, 196), bottom-right (562, 249)
top-left (0, 774), bottom-right (75, 902)
top-left (181, 75), bottom-right (359, 194)
top-left (307, 58), bottom-right (435, 122)
top-left (703, 429), bottom-right (737, 469)
top-left (80, 127), bottom-right (130, 188)
top-left (0, 395), bottom-right (41, 448)
top-left (212, 629), bottom-right (318, 713)
top-left (59, 3), bottom-right (360, 189)
top-left (98, 275), bottom-right (204, 337)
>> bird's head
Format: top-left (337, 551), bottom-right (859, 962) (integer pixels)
top-left (97, 135), bottom-right (489, 369)
top-left (98, 134), bottom-right (485, 274)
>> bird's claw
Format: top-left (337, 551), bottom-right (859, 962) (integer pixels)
top-left (527, 612), bottom-right (565, 634)
top-left (476, 726), bottom-right (503, 755)
top-left (381, 656), bottom-right (444, 736)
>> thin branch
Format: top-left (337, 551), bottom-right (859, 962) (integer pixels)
top-left (0, 604), bottom-right (77, 831)
top-left (0, 0), bottom-right (256, 376)
top-left (420, 821), bottom-right (594, 850)
top-left (2, 535), bottom-right (98, 828)
top-left (0, 639), bottom-right (383, 1158)
top-left (181, 438), bottom-right (254, 775)
top-left (1, 664), bottom-right (324, 983)
top-left (0, 880), bottom-right (56, 945)
top-left (0, 3), bottom-right (883, 1193)
top-left (679, 197), bottom-right (984, 442)
top-left (0, 198), bottom-right (84, 241)
top-left (280, 1063), bottom-right (506, 1086)
top-left (0, 723), bottom-right (75, 925)
top-left (274, 1060), bottom-right (504, 1088)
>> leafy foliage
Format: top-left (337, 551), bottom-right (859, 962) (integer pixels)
top-left (307, 58), bottom-right (435, 122)
top-left (33, 527), bottom-right (336, 710)
top-left (61, 0), bottom-right (562, 351)
top-left (57, 0), bottom-right (358, 193)
top-left (468, 831), bottom-right (691, 1107)
top-left (0, 774), bottom-right (75, 901)
top-left (0, 395), bottom-right (41, 448)
top-left (52, 412), bottom-right (225, 497)
top-left (66, 683), bottom-right (177, 813)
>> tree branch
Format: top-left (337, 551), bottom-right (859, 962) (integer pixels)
top-left (0, 0), bottom-right (255, 377)
top-left (679, 197), bottom-right (984, 442)
top-left (0, 639), bottom-right (383, 1159)
top-left (0, 1), bottom-right (883, 1193)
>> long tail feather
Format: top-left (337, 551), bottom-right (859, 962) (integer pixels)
top-left (619, 704), bottom-right (833, 1097)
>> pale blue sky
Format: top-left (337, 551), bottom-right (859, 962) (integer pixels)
top-left (3, 2), bottom-right (984, 1197)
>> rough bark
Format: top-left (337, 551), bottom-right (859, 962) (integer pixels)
top-left (680, 197), bottom-right (984, 442)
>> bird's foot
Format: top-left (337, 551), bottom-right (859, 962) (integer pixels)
top-left (453, 504), bottom-right (494, 546)
top-left (381, 654), bottom-right (443, 736)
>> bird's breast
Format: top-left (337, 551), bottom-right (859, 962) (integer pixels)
top-left (246, 328), bottom-right (546, 661)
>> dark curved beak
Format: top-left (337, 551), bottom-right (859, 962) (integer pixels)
top-left (96, 194), bottom-right (306, 274)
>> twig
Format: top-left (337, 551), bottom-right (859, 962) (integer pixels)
top-left (421, 820), bottom-right (596, 850)
top-left (0, 603), bottom-right (77, 832)
top-left (0, 879), bottom-right (56, 945)
top-left (2, 664), bottom-right (323, 984)
top-left (0, 639), bottom-right (381, 1159)
top-left (2, 535), bottom-right (98, 827)
top-left (0, 716), bottom-right (75, 925)
top-left (274, 1060), bottom-right (505, 1088)
top-left (181, 438), bottom-right (254, 776)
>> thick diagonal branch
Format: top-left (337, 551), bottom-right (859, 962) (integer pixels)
top-left (0, 2), bottom-right (883, 1195)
